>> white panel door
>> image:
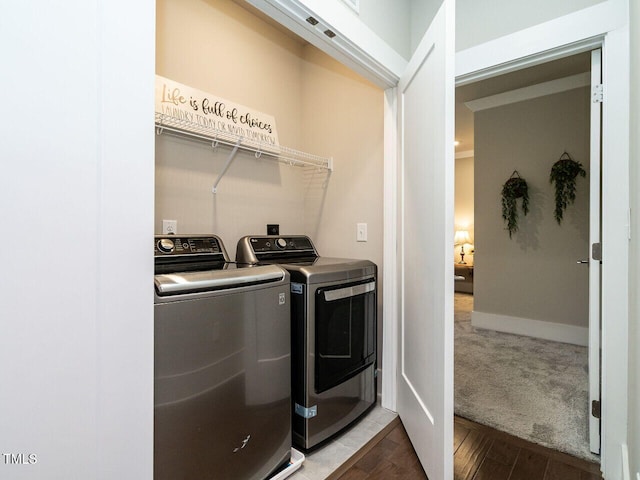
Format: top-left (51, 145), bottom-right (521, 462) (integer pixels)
top-left (588, 48), bottom-right (602, 455)
top-left (396, 1), bottom-right (455, 478)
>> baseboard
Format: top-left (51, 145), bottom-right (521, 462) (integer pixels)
top-left (471, 311), bottom-right (588, 346)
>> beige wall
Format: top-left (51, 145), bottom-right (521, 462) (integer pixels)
top-left (155, 0), bottom-right (384, 363)
top-left (474, 87), bottom-right (590, 327)
top-left (156, 0), bottom-right (307, 258)
top-left (455, 156), bottom-right (474, 264)
top-left (299, 46), bottom-right (384, 359)
top-left (155, 0), bottom-right (382, 255)
top-left (300, 47), bottom-right (383, 264)
top-left (629, 0), bottom-right (640, 475)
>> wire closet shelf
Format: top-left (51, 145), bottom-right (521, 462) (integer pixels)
top-left (155, 112), bottom-right (333, 171)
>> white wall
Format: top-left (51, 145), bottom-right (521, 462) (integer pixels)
top-left (456, 0), bottom-right (606, 51)
top-left (628, 1), bottom-right (640, 477)
top-left (0, 1), bottom-right (154, 479)
top-left (352, 0), bottom-right (442, 60)
top-left (454, 156), bottom-right (474, 263)
top-left (358, 0), bottom-right (412, 60)
top-left (474, 87), bottom-right (590, 331)
top-left (359, 0), bottom-right (442, 60)
top-left (411, 0), bottom-right (443, 56)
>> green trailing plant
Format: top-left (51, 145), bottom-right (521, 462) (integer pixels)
top-left (501, 171), bottom-right (529, 238)
top-left (549, 152), bottom-right (586, 225)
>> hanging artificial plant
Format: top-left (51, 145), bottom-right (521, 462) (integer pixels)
top-left (549, 152), bottom-right (586, 225)
top-left (501, 171), bottom-right (529, 238)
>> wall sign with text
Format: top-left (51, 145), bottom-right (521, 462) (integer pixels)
top-left (155, 75), bottom-right (280, 147)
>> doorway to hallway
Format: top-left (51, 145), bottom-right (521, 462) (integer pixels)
top-left (453, 50), bottom-right (600, 463)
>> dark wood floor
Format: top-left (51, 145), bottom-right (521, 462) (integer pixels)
top-left (331, 416), bottom-right (602, 480)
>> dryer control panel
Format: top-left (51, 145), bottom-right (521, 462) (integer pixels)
top-left (236, 235), bottom-right (317, 264)
top-left (250, 236), bottom-right (314, 253)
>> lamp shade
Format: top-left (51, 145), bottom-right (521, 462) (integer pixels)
top-left (454, 230), bottom-right (471, 245)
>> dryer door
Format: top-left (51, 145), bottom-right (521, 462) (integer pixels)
top-left (314, 279), bottom-right (376, 393)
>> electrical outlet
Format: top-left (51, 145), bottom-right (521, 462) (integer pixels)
top-left (163, 220), bottom-right (177, 235)
top-left (356, 223), bottom-right (367, 242)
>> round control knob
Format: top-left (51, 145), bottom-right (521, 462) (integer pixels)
top-left (157, 238), bottom-right (175, 254)
top-left (276, 238), bottom-right (287, 249)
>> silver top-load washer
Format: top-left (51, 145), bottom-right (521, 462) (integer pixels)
top-left (154, 235), bottom-right (292, 480)
top-left (236, 235), bottom-right (377, 450)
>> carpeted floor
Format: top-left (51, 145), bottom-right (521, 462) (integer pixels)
top-left (454, 292), bottom-right (600, 463)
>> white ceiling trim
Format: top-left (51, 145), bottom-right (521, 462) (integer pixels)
top-left (455, 149), bottom-right (474, 159)
top-left (244, 0), bottom-right (406, 88)
top-left (464, 71), bottom-right (590, 112)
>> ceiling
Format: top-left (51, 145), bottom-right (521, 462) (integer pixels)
top-left (455, 52), bottom-right (591, 156)
top-left (227, 1), bottom-right (591, 159)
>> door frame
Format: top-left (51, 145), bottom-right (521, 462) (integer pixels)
top-left (588, 47), bottom-right (603, 455)
top-left (384, 1), bottom-right (629, 478)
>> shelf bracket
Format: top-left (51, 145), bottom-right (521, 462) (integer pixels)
top-left (212, 138), bottom-right (242, 194)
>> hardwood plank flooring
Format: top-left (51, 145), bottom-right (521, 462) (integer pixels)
top-left (332, 416), bottom-right (602, 480)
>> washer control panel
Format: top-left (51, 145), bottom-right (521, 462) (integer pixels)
top-left (154, 236), bottom-right (224, 256)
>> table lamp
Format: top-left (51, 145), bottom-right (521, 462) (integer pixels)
top-left (454, 230), bottom-right (472, 264)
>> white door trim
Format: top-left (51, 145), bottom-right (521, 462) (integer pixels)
top-left (455, 0), bottom-right (627, 84)
top-left (244, 0), bottom-right (406, 88)
top-left (599, 22), bottom-right (630, 479)
top-left (452, 3), bottom-right (629, 478)
top-left (588, 47), bottom-right (603, 455)
top-left (382, 87), bottom-right (398, 411)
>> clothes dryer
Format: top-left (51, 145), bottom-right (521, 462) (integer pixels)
top-left (236, 235), bottom-right (377, 450)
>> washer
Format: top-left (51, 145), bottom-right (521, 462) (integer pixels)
top-left (154, 235), bottom-right (291, 480)
top-left (236, 235), bottom-right (377, 450)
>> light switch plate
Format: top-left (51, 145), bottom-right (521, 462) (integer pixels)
top-left (356, 223), bottom-right (367, 242)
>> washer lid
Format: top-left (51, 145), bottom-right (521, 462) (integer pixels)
top-left (155, 264), bottom-right (286, 296)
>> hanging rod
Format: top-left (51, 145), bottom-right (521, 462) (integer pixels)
top-left (155, 112), bottom-right (333, 171)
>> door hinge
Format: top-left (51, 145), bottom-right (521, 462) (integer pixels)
top-left (592, 242), bottom-right (602, 261)
top-left (592, 84), bottom-right (604, 103)
top-left (592, 400), bottom-right (601, 419)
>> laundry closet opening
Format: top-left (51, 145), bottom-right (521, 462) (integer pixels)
top-left (156, 0), bottom-right (385, 379)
